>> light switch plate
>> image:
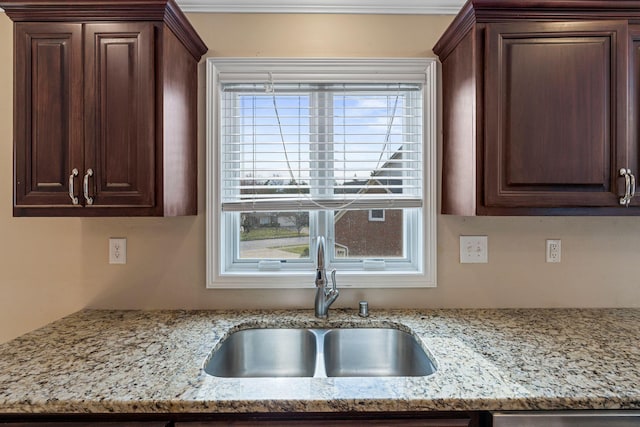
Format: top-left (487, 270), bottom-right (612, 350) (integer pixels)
top-left (460, 235), bottom-right (488, 264)
top-left (109, 238), bottom-right (127, 264)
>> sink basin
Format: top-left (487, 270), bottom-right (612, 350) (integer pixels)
top-left (204, 328), bottom-right (317, 377)
top-left (323, 328), bottom-right (436, 377)
top-left (204, 327), bottom-right (436, 378)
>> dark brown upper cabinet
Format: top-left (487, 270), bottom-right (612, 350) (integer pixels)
top-left (2, 0), bottom-right (208, 216)
top-left (433, 0), bottom-right (640, 215)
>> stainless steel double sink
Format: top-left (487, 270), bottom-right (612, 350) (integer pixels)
top-left (204, 327), bottom-right (436, 378)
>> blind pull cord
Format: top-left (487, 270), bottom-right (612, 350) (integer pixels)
top-left (268, 80), bottom-right (402, 212)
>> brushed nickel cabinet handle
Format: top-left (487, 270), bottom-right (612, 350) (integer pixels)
top-left (83, 168), bottom-right (94, 205)
top-left (68, 168), bottom-right (79, 205)
top-left (630, 171), bottom-right (636, 201)
top-left (619, 168), bottom-right (631, 207)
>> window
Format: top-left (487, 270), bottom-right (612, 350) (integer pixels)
top-left (368, 209), bottom-right (385, 222)
top-left (206, 59), bottom-right (436, 288)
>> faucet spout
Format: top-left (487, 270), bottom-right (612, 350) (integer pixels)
top-left (314, 236), bottom-right (339, 318)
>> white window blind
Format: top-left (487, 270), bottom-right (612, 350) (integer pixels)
top-left (220, 82), bottom-right (423, 212)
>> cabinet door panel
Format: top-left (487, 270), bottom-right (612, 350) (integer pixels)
top-left (84, 23), bottom-right (155, 208)
top-left (1, 423), bottom-right (166, 427)
top-left (485, 21), bottom-right (627, 208)
top-left (629, 26), bottom-right (640, 207)
top-left (14, 23), bottom-right (83, 208)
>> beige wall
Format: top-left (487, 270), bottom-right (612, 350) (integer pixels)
top-left (1, 12), bottom-right (639, 343)
top-left (0, 13), bottom-right (86, 343)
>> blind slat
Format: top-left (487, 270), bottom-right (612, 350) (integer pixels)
top-left (220, 82), bottom-right (422, 212)
top-left (222, 198), bottom-right (423, 212)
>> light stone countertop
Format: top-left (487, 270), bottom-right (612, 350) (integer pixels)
top-left (0, 308), bottom-right (639, 414)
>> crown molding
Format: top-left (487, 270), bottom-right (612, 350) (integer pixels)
top-left (0, 0), bottom-right (207, 60)
top-left (176, 0), bottom-right (464, 15)
top-left (0, 0), bottom-right (464, 15)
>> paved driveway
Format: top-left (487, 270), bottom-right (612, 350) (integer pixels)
top-left (240, 235), bottom-right (309, 259)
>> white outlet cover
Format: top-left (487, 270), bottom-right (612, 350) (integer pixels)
top-left (546, 239), bottom-right (561, 263)
top-left (460, 235), bottom-right (488, 264)
top-left (109, 238), bottom-right (127, 265)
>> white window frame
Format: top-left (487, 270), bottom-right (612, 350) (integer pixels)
top-left (368, 209), bottom-right (386, 222)
top-left (206, 58), bottom-right (437, 289)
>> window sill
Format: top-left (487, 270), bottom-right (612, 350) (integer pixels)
top-left (207, 270), bottom-right (436, 289)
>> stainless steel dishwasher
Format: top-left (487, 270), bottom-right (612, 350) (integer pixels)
top-left (492, 411), bottom-right (640, 426)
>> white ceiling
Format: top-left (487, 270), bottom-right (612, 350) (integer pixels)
top-left (176, 0), bottom-right (465, 14)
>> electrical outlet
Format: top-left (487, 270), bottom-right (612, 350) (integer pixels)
top-left (460, 235), bottom-right (488, 263)
top-left (109, 238), bottom-right (127, 264)
top-left (546, 239), bottom-right (561, 263)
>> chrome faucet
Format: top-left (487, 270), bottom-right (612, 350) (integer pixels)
top-left (314, 236), bottom-right (339, 318)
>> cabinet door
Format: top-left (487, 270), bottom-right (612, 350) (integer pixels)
top-left (0, 423), bottom-right (167, 427)
top-left (485, 21), bottom-right (628, 208)
top-left (629, 26), bottom-right (640, 207)
top-left (175, 419), bottom-right (472, 426)
top-left (84, 23), bottom-right (155, 208)
top-left (14, 23), bottom-right (83, 209)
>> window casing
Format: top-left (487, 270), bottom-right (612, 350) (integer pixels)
top-left (206, 58), bottom-right (437, 288)
top-left (369, 209), bottom-right (385, 222)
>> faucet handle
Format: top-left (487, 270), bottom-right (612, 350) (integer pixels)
top-left (330, 269), bottom-right (337, 291)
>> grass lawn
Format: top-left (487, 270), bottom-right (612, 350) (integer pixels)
top-left (275, 245), bottom-right (310, 257)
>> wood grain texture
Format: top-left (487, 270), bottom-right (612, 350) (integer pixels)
top-left (432, 1), bottom-right (475, 61)
top-left (433, 1), bottom-right (640, 60)
top-left (629, 25), bottom-right (640, 208)
top-left (84, 23), bottom-right (155, 209)
top-left (13, 22), bottom-right (83, 211)
top-left (0, 0), bottom-right (207, 60)
top-left (7, 2), bottom-right (206, 217)
top-left (174, 420), bottom-right (472, 426)
top-left (469, 0), bottom-right (640, 22)
top-left (433, 0), bottom-right (640, 215)
top-left (484, 20), bottom-right (627, 208)
top-left (160, 25), bottom-right (198, 216)
top-left (441, 29), bottom-right (478, 215)
top-left (0, 412), bottom-right (479, 426)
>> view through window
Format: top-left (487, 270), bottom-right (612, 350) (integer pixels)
top-left (222, 84), bottom-right (421, 262)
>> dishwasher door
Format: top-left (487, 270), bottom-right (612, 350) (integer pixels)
top-left (492, 411), bottom-right (640, 426)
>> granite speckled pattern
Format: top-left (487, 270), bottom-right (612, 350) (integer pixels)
top-left (0, 308), bottom-right (639, 414)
